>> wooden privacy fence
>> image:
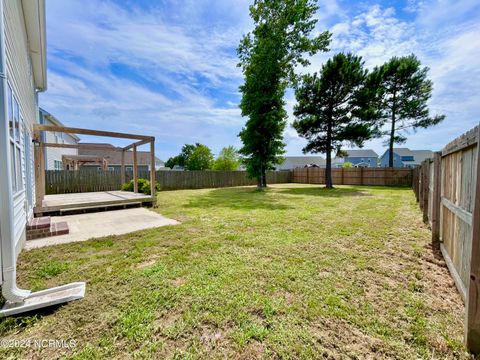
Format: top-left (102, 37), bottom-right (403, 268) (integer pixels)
top-left (156, 170), bottom-right (292, 190)
top-left (413, 124), bottom-right (480, 353)
top-left (45, 170), bottom-right (293, 194)
top-left (293, 167), bottom-right (413, 186)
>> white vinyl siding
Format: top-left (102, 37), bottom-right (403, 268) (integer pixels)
top-left (4, 0), bottom-right (40, 251)
top-left (43, 117), bottom-right (78, 170)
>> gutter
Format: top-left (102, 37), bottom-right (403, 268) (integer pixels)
top-left (0, 0), bottom-right (31, 302)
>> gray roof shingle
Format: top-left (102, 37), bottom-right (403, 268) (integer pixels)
top-left (345, 149), bottom-right (378, 158)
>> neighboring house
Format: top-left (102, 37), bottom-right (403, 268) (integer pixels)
top-left (276, 156), bottom-right (326, 170)
top-left (0, 0), bottom-right (47, 297)
top-left (332, 157), bottom-right (345, 168)
top-left (379, 148), bottom-right (434, 168)
top-left (343, 149), bottom-right (378, 167)
top-left (39, 108), bottom-right (80, 170)
top-left (78, 143), bottom-right (164, 171)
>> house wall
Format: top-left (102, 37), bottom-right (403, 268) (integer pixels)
top-left (4, 0), bottom-right (39, 254)
top-left (39, 113), bottom-right (78, 170)
top-left (380, 151), bottom-right (404, 167)
top-left (345, 156), bottom-right (378, 167)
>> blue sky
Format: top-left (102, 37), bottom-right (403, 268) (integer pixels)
top-left (40, 0), bottom-right (480, 161)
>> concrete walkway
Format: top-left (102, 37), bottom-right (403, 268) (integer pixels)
top-left (25, 208), bottom-right (180, 250)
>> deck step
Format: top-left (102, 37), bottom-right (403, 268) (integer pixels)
top-left (27, 218), bottom-right (69, 241)
top-left (58, 201), bottom-right (143, 215)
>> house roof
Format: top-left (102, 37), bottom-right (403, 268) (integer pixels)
top-left (390, 148), bottom-right (413, 156)
top-left (279, 156), bottom-right (326, 168)
top-left (79, 143), bottom-right (163, 166)
top-left (381, 148), bottom-right (434, 164)
top-left (345, 149), bottom-right (378, 158)
top-left (408, 150), bottom-right (434, 163)
top-left (22, 0), bottom-right (47, 90)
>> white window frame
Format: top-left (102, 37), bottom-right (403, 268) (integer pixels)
top-left (7, 84), bottom-right (24, 195)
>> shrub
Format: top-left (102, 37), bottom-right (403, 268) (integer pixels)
top-left (121, 180), bottom-right (134, 192)
top-left (121, 179), bottom-right (161, 194)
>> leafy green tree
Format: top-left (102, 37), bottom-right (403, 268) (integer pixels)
top-left (213, 146), bottom-right (241, 171)
top-left (238, 0), bottom-right (330, 188)
top-left (342, 162), bottom-right (353, 168)
top-left (185, 144), bottom-right (213, 170)
top-left (165, 155), bottom-right (183, 169)
top-left (165, 144), bottom-right (196, 169)
top-left (293, 53), bottom-right (373, 188)
top-left (365, 55), bottom-right (445, 167)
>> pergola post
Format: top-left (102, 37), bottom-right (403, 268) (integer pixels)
top-left (121, 150), bottom-right (125, 186)
top-left (33, 132), bottom-right (45, 210)
top-left (150, 139), bottom-right (156, 205)
top-left (133, 144), bottom-right (138, 193)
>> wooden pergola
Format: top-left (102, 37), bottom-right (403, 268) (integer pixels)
top-left (33, 124), bottom-right (156, 208)
top-left (62, 155), bottom-right (109, 171)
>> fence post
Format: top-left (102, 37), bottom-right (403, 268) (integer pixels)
top-left (423, 160), bottom-right (429, 223)
top-left (307, 167), bottom-right (310, 184)
top-left (341, 167), bottom-right (344, 185)
top-left (360, 167), bottom-right (364, 185)
top-left (431, 152), bottom-right (442, 247)
top-left (466, 126), bottom-right (480, 353)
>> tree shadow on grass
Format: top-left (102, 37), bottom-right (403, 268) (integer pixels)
top-left (185, 187), bottom-right (292, 211)
top-left (278, 186), bottom-right (373, 197)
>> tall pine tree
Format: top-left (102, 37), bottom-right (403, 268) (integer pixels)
top-left (366, 55), bottom-right (445, 167)
top-left (238, 0), bottom-right (330, 188)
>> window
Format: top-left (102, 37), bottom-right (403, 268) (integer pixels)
top-left (7, 85), bottom-right (23, 193)
top-left (54, 160), bottom-right (63, 170)
top-left (401, 155), bottom-right (414, 161)
top-left (7, 85), bottom-right (13, 138)
top-left (108, 166), bottom-right (115, 172)
top-left (125, 166), bottom-right (133, 171)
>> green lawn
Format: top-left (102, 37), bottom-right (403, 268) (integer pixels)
top-left (0, 184), bottom-right (468, 359)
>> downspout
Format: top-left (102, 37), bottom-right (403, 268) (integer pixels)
top-left (0, 0), bottom-right (31, 303)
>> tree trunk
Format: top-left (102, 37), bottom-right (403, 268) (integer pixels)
top-left (257, 164), bottom-right (267, 189)
top-left (325, 120), bottom-right (333, 189)
top-left (388, 93), bottom-right (397, 168)
top-left (388, 119), bottom-right (395, 168)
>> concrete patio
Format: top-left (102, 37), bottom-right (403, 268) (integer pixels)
top-left (25, 208), bottom-right (179, 249)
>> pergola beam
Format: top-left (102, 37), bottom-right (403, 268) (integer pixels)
top-left (34, 124), bottom-right (153, 141)
top-left (42, 143), bottom-right (124, 152)
top-left (123, 138), bottom-right (151, 151)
